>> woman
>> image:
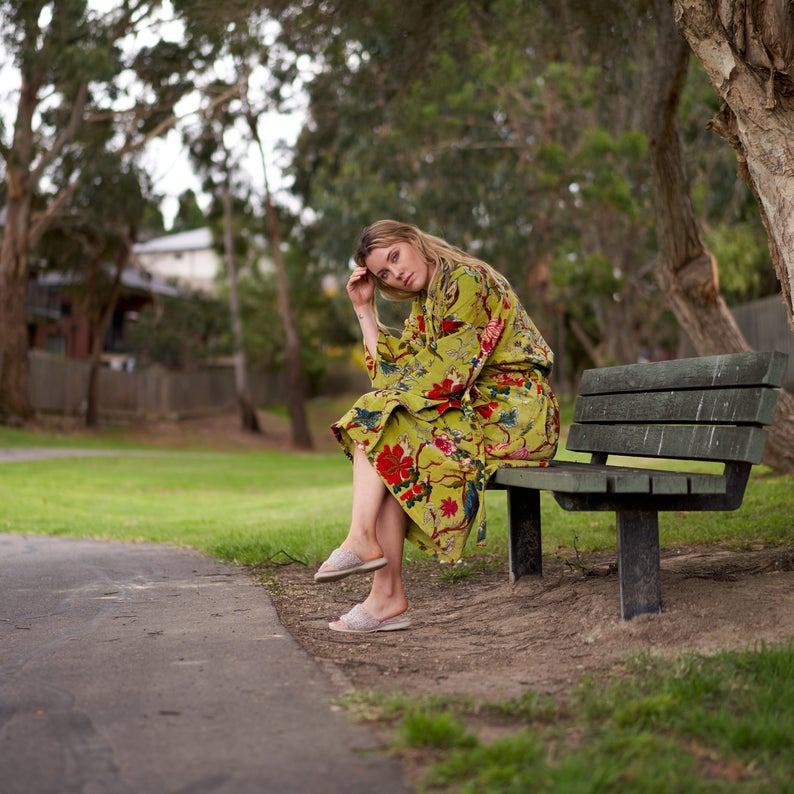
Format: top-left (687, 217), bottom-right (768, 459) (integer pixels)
top-left (316, 220), bottom-right (559, 633)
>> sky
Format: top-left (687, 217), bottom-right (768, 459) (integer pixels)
top-left (139, 100), bottom-right (306, 230)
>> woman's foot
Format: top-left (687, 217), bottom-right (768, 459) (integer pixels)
top-left (314, 548), bottom-right (388, 583)
top-left (329, 603), bottom-right (411, 633)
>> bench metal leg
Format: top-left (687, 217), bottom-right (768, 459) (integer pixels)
top-left (616, 510), bottom-right (661, 620)
top-left (507, 487), bottom-right (542, 584)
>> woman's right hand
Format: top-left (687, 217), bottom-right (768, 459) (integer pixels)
top-left (346, 266), bottom-right (376, 310)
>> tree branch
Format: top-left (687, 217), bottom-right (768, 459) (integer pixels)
top-left (115, 79), bottom-right (246, 156)
top-left (28, 178), bottom-right (81, 249)
top-left (30, 83), bottom-right (88, 188)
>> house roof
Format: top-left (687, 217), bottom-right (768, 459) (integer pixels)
top-left (36, 267), bottom-right (180, 297)
top-left (133, 227), bottom-right (213, 254)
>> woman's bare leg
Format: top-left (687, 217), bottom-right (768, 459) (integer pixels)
top-left (318, 445), bottom-right (388, 572)
top-left (361, 494), bottom-right (409, 620)
top-left (321, 445), bottom-right (410, 623)
top-left (331, 494), bottom-right (409, 627)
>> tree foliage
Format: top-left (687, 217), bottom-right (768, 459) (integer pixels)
top-left (0, 0), bottom-right (244, 423)
top-left (266, 0), bottom-right (779, 390)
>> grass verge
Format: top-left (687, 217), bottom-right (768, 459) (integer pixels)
top-left (342, 642), bottom-right (794, 793)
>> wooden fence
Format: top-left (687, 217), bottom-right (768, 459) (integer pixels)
top-left (27, 353), bottom-right (292, 421)
top-left (731, 294), bottom-right (794, 389)
top-left (25, 294), bottom-right (793, 421)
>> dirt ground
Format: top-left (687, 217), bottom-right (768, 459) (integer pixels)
top-left (42, 408), bottom-right (794, 702)
top-left (261, 545), bottom-right (794, 702)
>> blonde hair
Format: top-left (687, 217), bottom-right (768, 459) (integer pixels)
top-left (353, 220), bottom-right (507, 306)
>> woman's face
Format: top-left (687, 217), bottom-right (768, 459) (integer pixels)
top-left (365, 241), bottom-right (433, 292)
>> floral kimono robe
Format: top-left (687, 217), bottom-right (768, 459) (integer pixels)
top-left (332, 260), bottom-right (559, 562)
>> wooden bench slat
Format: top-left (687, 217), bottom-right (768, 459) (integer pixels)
top-left (574, 387), bottom-right (780, 426)
top-left (492, 463), bottom-right (608, 493)
top-left (606, 469), bottom-right (650, 493)
top-left (686, 473), bottom-right (727, 494)
top-left (578, 351), bottom-right (787, 396)
top-left (649, 472), bottom-right (689, 494)
top-left (567, 424), bottom-right (769, 463)
top-left (491, 462), bottom-right (727, 496)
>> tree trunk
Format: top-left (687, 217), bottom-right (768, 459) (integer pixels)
top-left (222, 180), bottom-right (261, 434)
top-left (673, 0), bottom-right (794, 331)
top-left (244, 103), bottom-right (313, 450)
top-left (0, 203), bottom-right (33, 426)
top-left (0, 75), bottom-right (39, 425)
top-left (648, 0), bottom-right (794, 472)
top-left (263, 188), bottom-right (313, 449)
top-left (84, 245), bottom-right (128, 428)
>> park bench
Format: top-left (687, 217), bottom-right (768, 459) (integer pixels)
top-left (491, 350), bottom-right (789, 620)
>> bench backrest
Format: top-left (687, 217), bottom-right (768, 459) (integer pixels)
top-left (568, 351), bottom-right (788, 465)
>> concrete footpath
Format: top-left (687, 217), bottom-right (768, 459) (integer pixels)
top-left (0, 533), bottom-right (413, 794)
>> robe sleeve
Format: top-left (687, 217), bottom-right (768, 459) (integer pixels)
top-left (364, 299), bottom-right (425, 388)
top-left (367, 265), bottom-right (506, 408)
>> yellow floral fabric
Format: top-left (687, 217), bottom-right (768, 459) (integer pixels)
top-left (332, 260), bottom-right (559, 562)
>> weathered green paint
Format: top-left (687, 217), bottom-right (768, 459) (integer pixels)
top-left (574, 386), bottom-right (780, 425)
top-left (578, 351), bottom-right (787, 395)
top-left (566, 424), bottom-right (769, 463)
top-left (492, 350), bottom-right (788, 621)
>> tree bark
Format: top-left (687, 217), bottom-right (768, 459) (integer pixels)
top-left (84, 241), bottom-right (130, 428)
top-left (673, 0), bottom-right (794, 331)
top-left (245, 108), bottom-right (313, 450)
top-left (263, 187), bottom-right (313, 450)
top-left (0, 72), bottom-right (39, 424)
top-left (649, 0), bottom-right (794, 472)
top-left (222, 179), bottom-right (261, 434)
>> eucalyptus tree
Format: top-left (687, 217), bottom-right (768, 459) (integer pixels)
top-left (674, 0), bottom-right (794, 330)
top-left (170, 189), bottom-right (207, 233)
top-left (184, 87), bottom-right (263, 433)
top-left (0, 0), bottom-right (236, 425)
top-left (37, 150), bottom-right (148, 426)
top-left (242, 73), bottom-right (313, 449)
top-left (649, 0), bottom-right (794, 471)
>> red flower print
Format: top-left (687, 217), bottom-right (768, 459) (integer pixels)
top-left (440, 318), bottom-right (464, 334)
top-left (440, 497), bottom-right (459, 517)
top-left (428, 369), bottom-right (464, 400)
top-left (495, 373), bottom-right (526, 387)
top-left (376, 444), bottom-right (414, 485)
top-left (417, 315), bottom-right (426, 333)
top-left (433, 434), bottom-right (456, 456)
top-left (481, 318), bottom-right (504, 356)
top-left (428, 368), bottom-right (465, 413)
top-left (476, 401), bottom-right (498, 419)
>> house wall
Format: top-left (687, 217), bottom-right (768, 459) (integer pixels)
top-left (30, 313), bottom-right (91, 359)
top-left (135, 248), bottom-right (219, 292)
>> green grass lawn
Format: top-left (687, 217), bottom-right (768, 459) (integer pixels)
top-left (1, 444), bottom-right (792, 565)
